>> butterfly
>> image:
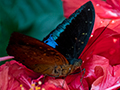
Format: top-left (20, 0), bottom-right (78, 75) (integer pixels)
top-left (6, 1), bottom-right (95, 77)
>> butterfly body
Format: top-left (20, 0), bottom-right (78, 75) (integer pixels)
top-left (7, 1), bottom-right (95, 77)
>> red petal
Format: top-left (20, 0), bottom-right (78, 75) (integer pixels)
top-left (42, 79), bottom-right (70, 90)
top-left (81, 55), bottom-right (109, 86)
top-left (80, 28), bottom-right (120, 65)
top-left (62, 0), bottom-right (120, 19)
top-left (91, 65), bottom-right (120, 89)
top-left (66, 74), bottom-right (89, 90)
top-left (62, 0), bottom-right (88, 18)
top-left (62, 0), bottom-right (120, 34)
top-left (0, 60), bottom-right (39, 90)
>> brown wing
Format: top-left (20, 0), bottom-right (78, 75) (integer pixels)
top-left (6, 32), bottom-right (69, 75)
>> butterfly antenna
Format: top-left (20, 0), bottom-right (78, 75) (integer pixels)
top-left (42, 75), bottom-right (47, 83)
top-left (62, 76), bottom-right (67, 88)
top-left (62, 69), bottom-right (72, 88)
top-left (80, 20), bottom-right (113, 58)
top-left (79, 67), bottom-right (85, 89)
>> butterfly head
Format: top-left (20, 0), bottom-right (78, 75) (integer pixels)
top-left (52, 65), bottom-right (71, 76)
top-left (52, 59), bottom-right (82, 77)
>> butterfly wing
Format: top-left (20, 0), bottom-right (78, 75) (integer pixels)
top-left (43, 1), bottom-right (95, 64)
top-left (6, 1), bottom-right (95, 77)
top-left (6, 32), bottom-right (69, 75)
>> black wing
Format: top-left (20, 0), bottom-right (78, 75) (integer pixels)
top-left (43, 1), bottom-right (95, 64)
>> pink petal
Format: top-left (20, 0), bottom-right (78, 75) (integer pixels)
top-left (0, 56), bottom-right (14, 61)
top-left (0, 66), bottom-right (9, 90)
top-left (91, 65), bottom-right (120, 90)
top-left (106, 0), bottom-right (120, 11)
top-left (107, 19), bottom-right (120, 33)
top-left (0, 61), bottom-right (21, 90)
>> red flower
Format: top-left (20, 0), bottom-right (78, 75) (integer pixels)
top-left (65, 73), bottom-right (89, 90)
top-left (62, 0), bottom-right (120, 33)
top-left (62, 0), bottom-right (120, 18)
top-left (1, 27), bottom-right (120, 90)
top-left (80, 27), bottom-right (120, 65)
top-left (92, 64), bottom-right (120, 90)
top-left (1, 1), bottom-right (120, 89)
top-left (81, 55), bottom-right (120, 90)
top-left (0, 56), bottom-right (89, 90)
top-left (78, 27), bottom-right (120, 89)
top-left (0, 56), bottom-right (41, 90)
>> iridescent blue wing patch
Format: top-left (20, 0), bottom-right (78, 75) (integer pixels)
top-left (43, 1), bottom-right (95, 64)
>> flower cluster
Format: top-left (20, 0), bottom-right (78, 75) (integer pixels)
top-left (62, 0), bottom-right (120, 89)
top-left (1, 0), bottom-right (120, 90)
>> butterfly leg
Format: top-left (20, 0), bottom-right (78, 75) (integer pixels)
top-left (79, 68), bottom-right (86, 89)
